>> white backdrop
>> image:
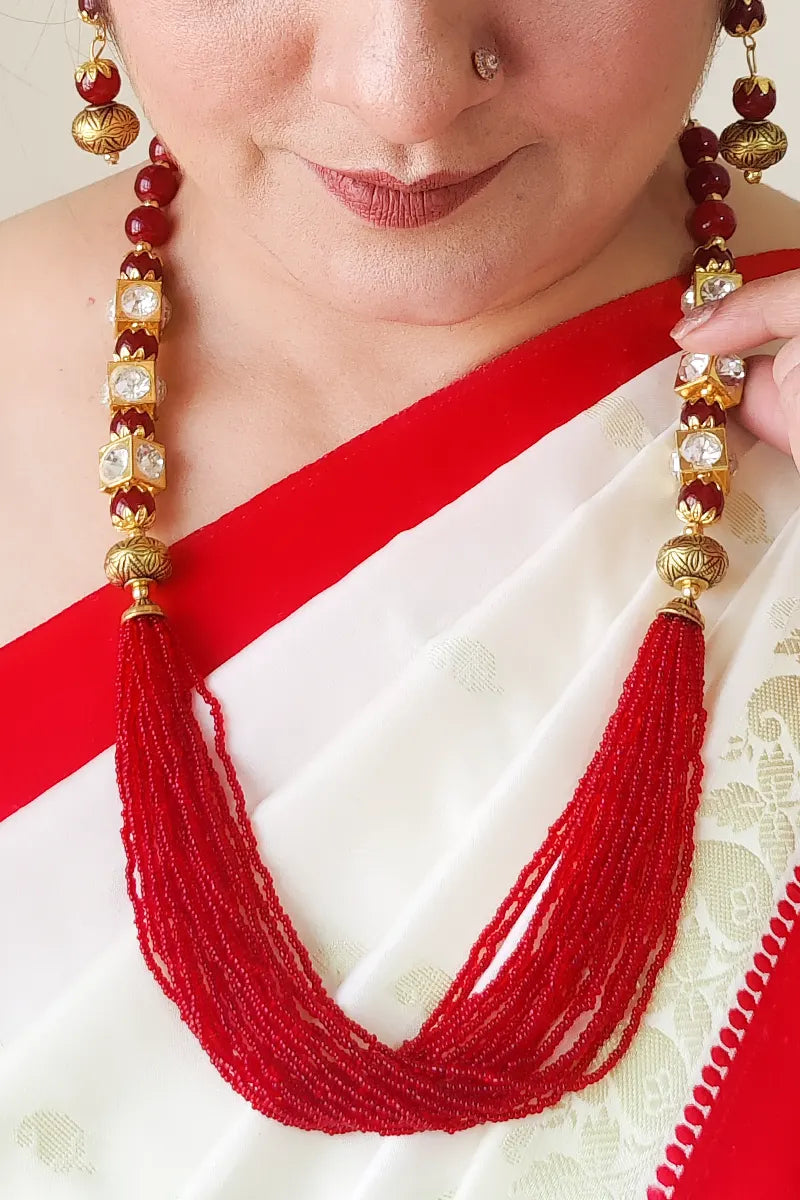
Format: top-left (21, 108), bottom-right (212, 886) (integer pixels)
top-left (0, 0), bottom-right (798, 220)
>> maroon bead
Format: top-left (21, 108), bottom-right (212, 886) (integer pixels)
top-left (678, 480), bottom-right (725, 519)
top-left (115, 328), bottom-right (159, 360)
top-left (125, 205), bottom-right (170, 247)
top-left (686, 161), bottom-right (731, 204)
top-left (75, 60), bottom-right (121, 105)
top-left (681, 399), bottom-right (727, 427)
top-left (690, 199), bottom-right (737, 244)
top-left (110, 486), bottom-right (156, 526)
top-left (723, 0), bottom-right (766, 37)
top-left (121, 250), bottom-right (164, 281)
top-left (733, 77), bottom-right (777, 120)
top-left (679, 125), bottom-right (719, 167)
top-left (135, 164), bottom-right (180, 207)
top-left (693, 243), bottom-right (735, 271)
top-left (111, 409), bottom-right (156, 440)
top-left (149, 136), bottom-right (177, 168)
top-left (79, 0), bottom-right (103, 19)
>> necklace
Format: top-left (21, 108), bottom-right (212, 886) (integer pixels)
top-left (97, 123), bottom-right (747, 1133)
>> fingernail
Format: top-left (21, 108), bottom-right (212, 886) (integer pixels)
top-left (670, 300), bottom-right (722, 341)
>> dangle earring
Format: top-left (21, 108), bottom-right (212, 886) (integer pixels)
top-left (72, 0), bottom-right (140, 164)
top-left (719, 0), bottom-right (788, 184)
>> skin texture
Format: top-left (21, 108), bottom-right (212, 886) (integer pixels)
top-left (0, 0), bottom-right (799, 646)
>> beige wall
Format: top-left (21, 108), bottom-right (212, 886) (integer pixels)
top-left (1, 0), bottom-right (798, 220)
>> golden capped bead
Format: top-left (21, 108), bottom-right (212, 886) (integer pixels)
top-left (719, 119), bottom-right (788, 176)
top-left (656, 533), bottom-right (729, 594)
top-left (104, 534), bottom-right (172, 588)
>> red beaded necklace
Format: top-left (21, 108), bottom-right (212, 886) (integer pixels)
top-left (97, 124), bottom-right (747, 1132)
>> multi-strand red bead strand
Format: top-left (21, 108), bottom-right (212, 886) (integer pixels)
top-left (103, 129), bottom-right (709, 1132)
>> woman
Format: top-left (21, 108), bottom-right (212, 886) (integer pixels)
top-left (1, 0), bottom-right (799, 1195)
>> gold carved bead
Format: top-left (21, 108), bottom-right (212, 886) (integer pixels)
top-left (656, 533), bottom-right (729, 594)
top-left (104, 535), bottom-right (172, 588)
top-left (72, 103), bottom-right (140, 161)
top-left (720, 119), bottom-right (788, 176)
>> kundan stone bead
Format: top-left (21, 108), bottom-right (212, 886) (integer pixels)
top-left (686, 161), bottom-right (731, 203)
top-left (125, 205), bottom-right (170, 247)
top-left (733, 76), bottom-right (777, 120)
top-left (135, 164), bottom-right (180, 207)
top-left (75, 60), bottom-right (121, 105)
top-left (679, 125), bottom-right (719, 167)
top-left (689, 200), bottom-right (737, 244)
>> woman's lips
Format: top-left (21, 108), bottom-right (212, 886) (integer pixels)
top-left (302, 154), bottom-right (514, 229)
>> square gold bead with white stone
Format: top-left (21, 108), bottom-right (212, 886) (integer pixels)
top-left (672, 425), bottom-right (732, 496)
top-left (114, 277), bottom-right (163, 337)
top-left (106, 357), bottom-right (158, 410)
top-left (673, 352), bottom-right (746, 410)
top-left (98, 433), bottom-right (167, 494)
top-left (692, 267), bottom-right (743, 309)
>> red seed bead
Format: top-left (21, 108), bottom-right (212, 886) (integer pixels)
top-left (111, 409), bottom-right (156, 440)
top-left (681, 400), bottom-right (727, 427)
top-left (686, 161), bottom-right (731, 204)
top-left (149, 136), bottom-right (177, 167)
top-left (125, 205), bottom-right (170, 247)
top-left (679, 125), bottom-right (719, 167)
top-left (121, 250), bottom-right (164, 281)
top-left (111, 487), bottom-right (156, 526)
top-left (115, 328), bottom-right (159, 360)
top-left (135, 164), bottom-right (180, 207)
top-left (723, 0), bottom-right (766, 37)
top-left (733, 77), bottom-right (777, 120)
top-left (694, 244), bottom-right (735, 271)
top-left (678, 479), bottom-right (725, 519)
top-left (690, 200), bottom-right (737, 244)
top-left (75, 61), bottom-right (121, 105)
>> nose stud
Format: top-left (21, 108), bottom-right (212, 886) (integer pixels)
top-left (472, 48), bottom-right (501, 81)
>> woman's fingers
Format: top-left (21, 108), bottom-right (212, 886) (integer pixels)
top-left (731, 354), bottom-right (792, 458)
top-left (670, 268), bottom-right (800, 353)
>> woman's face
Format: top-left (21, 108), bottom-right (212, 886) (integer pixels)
top-left (107, 1), bottom-right (721, 325)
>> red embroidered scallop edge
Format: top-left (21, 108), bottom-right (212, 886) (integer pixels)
top-left (648, 865), bottom-right (800, 1198)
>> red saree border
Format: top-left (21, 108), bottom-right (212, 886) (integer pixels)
top-left (2, 248), bottom-right (799, 823)
top-left (652, 868), bottom-right (800, 1199)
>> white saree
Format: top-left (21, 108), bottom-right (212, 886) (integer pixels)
top-left (2, 249), bottom-right (800, 1199)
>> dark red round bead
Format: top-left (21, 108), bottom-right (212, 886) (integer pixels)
top-left (679, 125), bottom-right (719, 167)
top-left (723, 0), bottom-right (766, 37)
top-left (690, 200), bottom-right (737, 244)
top-left (75, 61), bottom-right (121, 105)
top-left (120, 250), bottom-right (164, 281)
top-left (110, 487), bottom-right (156, 525)
top-left (79, 0), bottom-right (103, 19)
top-left (149, 136), bottom-right (177, 167)
top-left (686, 161), bottom-right (731, 204)
top-left (111, 409), bottom-right (156, 440)
top-left (115, 328), bottom-right (159, 360)
top-left (125, 205), bottom-right (171, 247)
top-left (135, 164), bottom-right (180, 207)
top-left (733, 77), bottom-right (777, 120)
top-left (681, 399), bottom-right (727, 427)
top-left (678, 479), bottom-right (725, 518)
top-left (694, 243), bottom-right (735, 271)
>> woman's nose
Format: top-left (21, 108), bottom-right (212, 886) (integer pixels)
top-left (309, 2), bottom-right (502, 148)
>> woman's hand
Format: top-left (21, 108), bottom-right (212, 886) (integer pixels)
top-left (670, 269), bottom-right (800, 470)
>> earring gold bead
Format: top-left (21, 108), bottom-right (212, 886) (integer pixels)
top-left (719, 2), bottom-right (787, 184)
top-left (72, 2), bottom-right (140, 164)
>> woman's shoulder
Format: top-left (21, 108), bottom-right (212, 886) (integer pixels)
top-left (0, 166), bottom-right (144, 647)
